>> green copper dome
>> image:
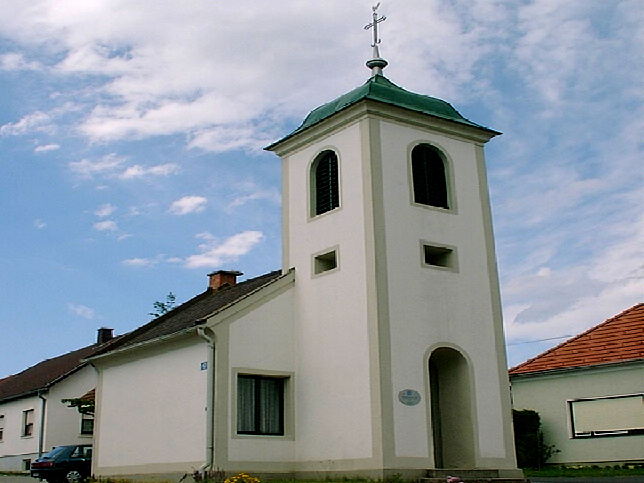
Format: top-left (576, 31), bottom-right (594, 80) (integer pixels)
top-left (275, 74), bottom-right (497, 145)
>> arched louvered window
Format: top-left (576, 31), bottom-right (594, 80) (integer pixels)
top-left (312, 150), bottom-right (339, 216)
top-left (411, 144), bottom-right (449, 209)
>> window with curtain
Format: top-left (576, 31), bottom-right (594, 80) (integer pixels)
top-left (237, 375), bottom-right (285, 436)
top-left (411, 144), bottom-right (449, 209)
top-left (313, 150), bottom-right (339, 216)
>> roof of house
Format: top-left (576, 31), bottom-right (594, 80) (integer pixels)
top-left (267, 74), bottom-right (498, 149)
top-left (0, 343), bottom-right (109, 403)
top-left (91, 269), bottom-right (284, 357)
top-left (509, 303), bottom-right (644, 376)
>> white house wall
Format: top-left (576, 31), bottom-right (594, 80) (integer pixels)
top-left (0, 365), bottom-right (98, 472)
top-left (511, 363), bottom-right (644, 465)
top-left (44, 365), bottom-right (97, 451)
top-left (225, 285), bottom-right (296, 465)
top-left (0, 395), bottom-right (40, 471)
top-left (93, 336), bottom-right (207, 476)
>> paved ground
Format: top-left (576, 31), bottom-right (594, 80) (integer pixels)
top-left (4, 473), bottom-right (644, 483)
top-left (0, 475), bottom-right (32, 483)
top-left (529, 479), bottom-right (644, 483)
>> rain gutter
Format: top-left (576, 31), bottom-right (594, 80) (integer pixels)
top-left (196, 326), bottom-right (216, 477)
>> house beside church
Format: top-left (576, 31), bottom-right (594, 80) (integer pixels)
top-left (88, 40), bottom-right (523, 480)
top-left (509, 303), bottom-right (644, 466)
top-left (0, 329), bottom-right (113, 472)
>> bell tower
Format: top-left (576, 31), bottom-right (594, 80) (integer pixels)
top-left (266, 6), bottom-right (521, 477)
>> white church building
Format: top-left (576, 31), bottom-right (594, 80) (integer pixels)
top-left (89, 20), bottom-right (522, 481)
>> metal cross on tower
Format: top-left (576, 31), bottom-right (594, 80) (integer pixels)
top-left (364, 3), bottom-right (388, 75)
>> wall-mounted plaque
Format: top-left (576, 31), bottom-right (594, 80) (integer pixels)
top-left (398, 389), bottom-right (421, 406)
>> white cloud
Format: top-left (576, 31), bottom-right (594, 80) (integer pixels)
top-left (169, 195), bottom-right (207, 215)
top-left (122, 257), bottom-right (159, 268)
top-left (0, 1), bottom-right (641, 372)
top-left (0, 111), bottom-right (54, 136)
top-left (67, 303), bottom-right (95, 319)
top-left (93, 220), bottom-right (118, 232)
top-left (503, 211), bottom-right (644, 345)
top-left (34, 144), bottom-right (60, 152)
top-left (95, 203), bottom-right (117, 217)
top-left (69, 154), bottom-right (179, 181)
top-left (33, 219), bottom-right (46, 229)
top-left (69, 154), bottom-right (126, 179)
top-left (229, 189), bottom-right (281, 208)
top-left (0, 52), bottom-right (42, 71)
top-left (118, 163), bottom-right (180, 179)
top-left (181, 231), bottom-right (264, 269)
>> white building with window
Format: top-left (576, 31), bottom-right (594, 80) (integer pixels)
top-left (89, 54), bottom-right (522, 481)
top-left (509, 303), bottom-right (644, 466)
top-left (0, 330), bottom-right (113, 472)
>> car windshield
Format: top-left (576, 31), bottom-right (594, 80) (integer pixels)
top-left (41, 446), bottom-right (70, 459)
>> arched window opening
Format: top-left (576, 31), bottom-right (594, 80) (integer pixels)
top-left (313, 150), bottom-right (339, 216)
top-left (411, 145), bottom-right (449, 209)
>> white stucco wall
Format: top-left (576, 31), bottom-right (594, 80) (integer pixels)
top-left (226, 286), bottom-right (296, 464)
top-left (283, 122), bottom-right (376, 464)
top-left (94, 336), bottom-right (207, 475)
top-left (377, 119), bottom-right (511, 464)
top-left (0, 396), bottom-right (41, 471)
top-left (44, 365), bottom-right (97, 451)
top-left (511, 363), bottom-right (644, 465)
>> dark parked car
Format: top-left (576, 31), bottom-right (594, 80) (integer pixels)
top-left (30, 444), bottom-right (92, 483)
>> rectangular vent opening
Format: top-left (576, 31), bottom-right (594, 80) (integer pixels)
top-left (423, 245), bottom-right (455, 269)
top-left (314, 250), bottom-right (338, 275)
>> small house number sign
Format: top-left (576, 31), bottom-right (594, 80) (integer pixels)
top-left (398, 389), bottom-right (421, 406)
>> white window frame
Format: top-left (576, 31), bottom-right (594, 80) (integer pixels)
top-left (22, 408), bottom-right (35, 438)
top-left (569, 393), bottom-right (644, 438)
top-left (80, 413), bottom-right (94, 436)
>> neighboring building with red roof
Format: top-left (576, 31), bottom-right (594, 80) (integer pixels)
top-left (0, 329), bottom-right (115, 472)
top-left (509, 303), bottom-right (644, 466)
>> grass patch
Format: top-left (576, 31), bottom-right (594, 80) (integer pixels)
top-left (524, 465), bottom-right (644, 478)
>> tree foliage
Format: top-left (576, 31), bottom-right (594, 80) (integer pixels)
top-left (513, 409), bottom-right (558, 469)
top-left (149, 292), bottom-right (176, 318)
top-left (61, 397), bottom-right (95, 415)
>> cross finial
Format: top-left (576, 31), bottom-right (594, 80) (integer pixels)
top-left (364, 3), bottom-right (388, 76)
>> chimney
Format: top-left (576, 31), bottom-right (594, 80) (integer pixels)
top-left (208, 270), bottom-right (243, 290)
top-left (97, 327), bottom-right (114, 344)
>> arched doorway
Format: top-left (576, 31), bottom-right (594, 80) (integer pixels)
top-left (428, 347), bottom-right (475, 468)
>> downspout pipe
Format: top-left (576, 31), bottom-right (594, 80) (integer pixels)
top-left (37, 390), bottom-right (47, 458)
top-left (197, 326), bottom-right (215, 477)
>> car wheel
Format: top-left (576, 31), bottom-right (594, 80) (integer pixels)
top-left (65, 470), bottom-right (85, 483)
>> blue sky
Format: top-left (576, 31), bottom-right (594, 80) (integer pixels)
top-left (0, 1), bottom-right (642, 378)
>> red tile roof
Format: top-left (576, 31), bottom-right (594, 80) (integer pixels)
top-left (509, 303), bottom-right (644, 375)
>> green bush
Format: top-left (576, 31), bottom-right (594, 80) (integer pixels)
top-left (512, 409), bottom-right (557, 469)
